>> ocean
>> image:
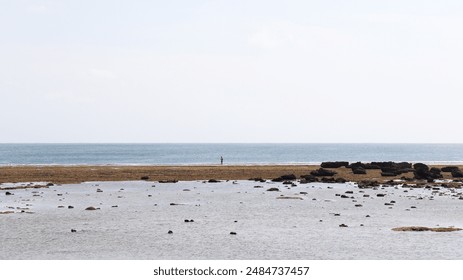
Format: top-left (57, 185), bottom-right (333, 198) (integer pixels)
top-left (0, 143), bottom-right (462, 165)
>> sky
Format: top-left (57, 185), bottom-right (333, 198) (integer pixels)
top-left (1, 0), bottom-right (463, 143)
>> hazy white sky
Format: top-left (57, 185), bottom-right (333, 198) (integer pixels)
top-left (1, 0), bottom-right (463, 143)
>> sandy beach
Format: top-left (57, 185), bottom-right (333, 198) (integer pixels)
top-left (1, 164), bottom-right (463, 184)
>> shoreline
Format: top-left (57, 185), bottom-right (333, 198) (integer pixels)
top-left (1, 163), bottom-right (463, 185)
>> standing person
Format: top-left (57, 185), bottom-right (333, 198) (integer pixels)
top-left (220, 156), bottom-right (223, 165)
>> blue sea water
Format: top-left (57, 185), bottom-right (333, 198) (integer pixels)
top-left (0, 144), bottom-right (463, 165)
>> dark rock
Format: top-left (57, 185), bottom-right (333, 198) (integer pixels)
top-left (340, 195), bottom-right (349, 198)
top-left (159, 180), bottom-right (178, 183)
top-left (430, 167), bottom-right (442, 174)
top-left (266, 187), bottom-right (280, 192)
top-left (85, 206), bottom-right (97, 211)
top-left (363, 194), bottom-right (370, 197)
top-left (208, 179), bottom-right (221, 183)
top-left (273, 174), bottom-right (297, 182)
top-left (321, 161), bottom-right (349, 168)
top-left (299, 175), bottom-right (318, 182)
top-left (451, 170), bottom-right (463, 178)
top-left (96, 189), bottom-right (103, 192)
top-left (71, 229), bottom-right (77, 233)
top-left (373, 162), bottom-right (412, 169)
top-left (5, 192), bottom-right (13, 195)
top-left (249, 178), bottom-right (266, 182)
top-left (355, 204), bottom-right (363, 207)
top-left (335, 178), bottom-right (347, 183)
top-left (352, 167), bottom-right (367, 174)
top-left (339, 224), bottom-right (348, 227)
top-left (321, 177), bottom-right (336, 183)
top-left (345, 191), bottom-right (354, 194)
top-left (376, 194), bottom-right (386, 197)
top-left (442, 166), bottom-right (460, 172)
top-left (46, 183), bottom-right (54, 186)
top-left (230, 232), bottom-right (237, 235)
top-left (254, 185), bottom-right (263, 188)
top-left (413, 163), bottom-right (429, 171)
top-left (310, 168), bottom-right (337, 177)
top-left (168, 230), bottom-right (173, 234)
top-left (414, 163), bottom-right (442, 180)
top-left (140, 176), bottom-right (150, 180)
top-left (282, 181), bottom-right (293, 185)
top-left (381, 172), bottom-right (398, 177)
top-left (68, 206), bottom-right (74, 209)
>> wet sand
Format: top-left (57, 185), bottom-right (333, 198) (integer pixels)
top-left (1, 164), bottom-right (462, 184)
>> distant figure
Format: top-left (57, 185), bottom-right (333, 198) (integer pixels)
top-left (220, 156), bottom-right (223, 165)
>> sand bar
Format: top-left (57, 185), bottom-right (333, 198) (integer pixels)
top-left (1, 164), bottom-right (463, 184)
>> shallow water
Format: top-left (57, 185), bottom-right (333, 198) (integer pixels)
top-left (1, 180), bottom-right (462, 259)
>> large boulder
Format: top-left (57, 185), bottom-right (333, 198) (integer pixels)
top-left (451, 170), bottom-right (463, 178)
top-left (442, 166), bottom-right (460, 173)
top-left (414, 165), bottom-right (442, 180)
top-left (413, 163), bottom-right (429, 171)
